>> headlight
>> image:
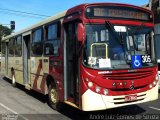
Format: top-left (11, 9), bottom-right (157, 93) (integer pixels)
top-left (153, 81), bottom-right (156, 85)
top-left (88, 82), bottom-right (93, 88)
top-left (156, 73), bottom-right (159, 81)
top-left (149, 84), bottom-right (153, 89)
top-left (84, 77), bottom-right (110, 95)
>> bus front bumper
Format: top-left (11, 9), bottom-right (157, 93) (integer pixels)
top-left (82, 84), bottom-right (158, 111)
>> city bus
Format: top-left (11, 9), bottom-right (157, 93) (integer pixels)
top-left (1, 3), bottom-right (159, 111)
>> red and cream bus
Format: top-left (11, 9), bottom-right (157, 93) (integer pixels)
top-left (1, 3), bottom-right (159, 111)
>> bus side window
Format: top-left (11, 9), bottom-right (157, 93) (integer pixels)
top-left (15, 36), bottom-right (22, 57)
top-left (44, 22), bottom-right (61, 56)
top-left (2, 42), bottom-right (6, 57)
top-left (9, 38), bottom-right (14, 57)
top-left (31, 28), bottom-right (43, 56)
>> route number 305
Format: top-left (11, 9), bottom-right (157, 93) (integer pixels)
top-left (142, 55), bottom-right (151, 63)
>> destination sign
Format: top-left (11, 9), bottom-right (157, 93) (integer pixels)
top-left (86, 6), bottom-right (152, 21)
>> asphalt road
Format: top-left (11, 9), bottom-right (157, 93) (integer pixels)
top-left (0, 76), bottom-right (160, 120)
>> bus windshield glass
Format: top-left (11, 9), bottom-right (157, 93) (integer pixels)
top-left (83, 24), bottom-right (156, 69)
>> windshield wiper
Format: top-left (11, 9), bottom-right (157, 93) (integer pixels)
top-left (134, 22), bottom-right (145, 34)
top-left (105, 21), bottom-right (122, 44)
top-left (105, 21), bottom-right (127, 58)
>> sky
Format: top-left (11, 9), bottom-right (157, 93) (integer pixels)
top-left (0, 0), bottom-right (149, 32)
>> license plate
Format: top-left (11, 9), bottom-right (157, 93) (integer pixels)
top-left (125, 94), bottom-right (137, 101)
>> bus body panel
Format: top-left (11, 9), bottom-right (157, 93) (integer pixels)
top-left (1, 57), bottom-right (6, 75)
top-left (30, 57), bottom-right (43, 91)
top-left (14, 57), bottom-right (23, 85)
top-left (8, 56), bottom-right (14, 78)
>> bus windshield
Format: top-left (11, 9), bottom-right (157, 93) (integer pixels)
top-left (83, 24), bottom-right (156, 69)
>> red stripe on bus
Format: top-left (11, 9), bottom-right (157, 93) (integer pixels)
top-left (33, 59), bottom-right (45, 94)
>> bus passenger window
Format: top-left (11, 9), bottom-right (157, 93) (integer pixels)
top-left (15, 36), bottom-right (22, 57)
top-left (44, 22), bottom-right (61, 56)
top-left (2, 42), bottom-right (6, 57)
top-left (31, 28), bottom-right (43, 56)
top-left (9, 39), bottom-right (14, 57)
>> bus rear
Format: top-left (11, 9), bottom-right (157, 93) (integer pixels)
top-left (78, 3), bottom-right (158, 111)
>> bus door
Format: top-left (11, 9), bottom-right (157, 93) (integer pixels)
top-left (4, 42), bottom-right (9, 76)
top-left (22, 32), bottom-right (31, 86)
top-left (2, 41), bottom-right (9, 75)
top-left (64, 22), bottom-right (80, 105)
top-left (5, 42), bottom-right (9, 75)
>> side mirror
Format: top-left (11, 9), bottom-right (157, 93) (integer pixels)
top-left (77, 23), bottom-right (84, 42)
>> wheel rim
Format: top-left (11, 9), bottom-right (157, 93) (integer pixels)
top-left (50, 88), bottom-right (57, 104)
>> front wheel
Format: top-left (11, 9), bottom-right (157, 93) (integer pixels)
top-left (48, 83), bottom-right (62, 111)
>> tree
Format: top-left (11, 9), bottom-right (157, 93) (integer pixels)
top-left (0, 25), bottom-right (12, 52)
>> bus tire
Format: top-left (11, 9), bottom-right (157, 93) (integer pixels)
top-left (12, 75), bottom-right (16, 87)
top-left (48, 83), bottom-right (62, 111)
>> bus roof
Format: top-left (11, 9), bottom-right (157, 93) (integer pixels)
top-left (2, 11), bottom-right (66, 41)
top-left (2, 3), bottom-right (152, 41)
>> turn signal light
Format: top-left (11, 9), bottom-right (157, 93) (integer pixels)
top-left (104, 89), bottom-right (108, 95)
top-left (95, 86), bottom-right (101, 93)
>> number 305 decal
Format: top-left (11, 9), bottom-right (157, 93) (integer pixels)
top-left (141, 55), bottom-right (151, 63)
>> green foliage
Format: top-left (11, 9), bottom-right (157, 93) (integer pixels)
top-left (0, 25), bottom-right (12, 52)
top-left (0, 25), bottom-right (12, 39)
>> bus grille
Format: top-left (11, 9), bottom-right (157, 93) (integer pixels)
top-left (114, 98), bottom-right (144, 104)
top-left (102, 70), bottom-right (154, 80)
top-left (110, 85), bottom-right (148, 91)
top-left (113, 94), bottom-right (146, 104)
